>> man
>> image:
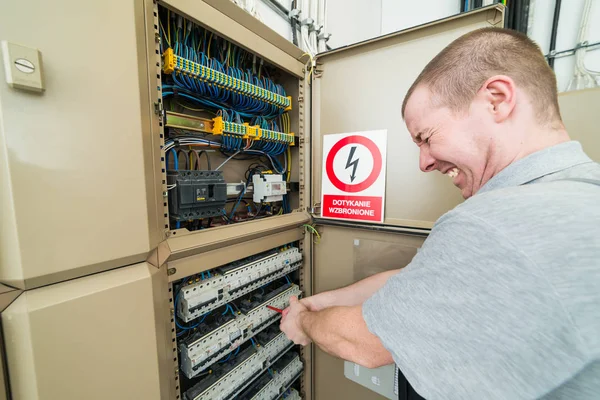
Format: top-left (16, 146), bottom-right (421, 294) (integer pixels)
top-left (280, 27), bottom-right (600, 399)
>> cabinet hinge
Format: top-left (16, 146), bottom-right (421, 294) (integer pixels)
top-left (154, 102), bottom-right (164, 123)
top-left (307, 203), bottom-right (321, 215)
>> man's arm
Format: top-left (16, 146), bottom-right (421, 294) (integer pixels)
top-left (280, 297), bottom-right (393, 369)
top-left (301, 269), bottom-right (401, 311)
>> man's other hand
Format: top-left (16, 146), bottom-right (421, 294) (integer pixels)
top-left (280, 296), bottom-right (311, 346)
top-left (299, 296), bottom-right (325, 312)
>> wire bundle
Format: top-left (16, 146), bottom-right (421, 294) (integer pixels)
top-left (160, 6), bottom-right (295, 227)
top-left (160, 11), bottom-right (288, 118)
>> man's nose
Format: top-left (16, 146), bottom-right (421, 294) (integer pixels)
top-left (419, 146), bottom-right (436, 172)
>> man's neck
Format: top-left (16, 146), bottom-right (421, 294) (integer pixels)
top-left (513, 127), bottom-right (571, 161)
top-left (481, 126), bottom-right (571, 191)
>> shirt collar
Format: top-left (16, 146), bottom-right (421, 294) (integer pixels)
top-left (478, 141), bottom-right (593, 194)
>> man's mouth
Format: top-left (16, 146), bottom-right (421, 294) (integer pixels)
top-left (445, 167), bottom-right (459, 179)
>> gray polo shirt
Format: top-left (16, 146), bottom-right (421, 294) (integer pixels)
top-left (363, 141), bottom-right (600, 399)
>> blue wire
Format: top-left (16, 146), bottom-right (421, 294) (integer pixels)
top-left (168, 148), bottom-right (179, 170)
top-left (201, 272), bottom-right (205, 280)
top-left (207, 270), bottom-right (211, 278)
top-left (465, 0), bottom-right (469, 12)
top-left (285, 275), bottom-right (291, 284)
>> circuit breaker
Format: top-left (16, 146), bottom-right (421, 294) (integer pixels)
top-left (167, 170), bottom-right (227, 221)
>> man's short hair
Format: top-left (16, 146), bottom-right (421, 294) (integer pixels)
top-left (401, 27), bottom-right (562, 125)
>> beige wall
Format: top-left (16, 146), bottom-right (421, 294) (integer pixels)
top-left (559, 88), bottom-right (600, 162)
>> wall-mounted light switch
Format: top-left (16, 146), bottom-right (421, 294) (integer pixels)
top-left (1, 40), bottom-right (45, 93)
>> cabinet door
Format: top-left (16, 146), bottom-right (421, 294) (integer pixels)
top-left (1, 262), bottom-right (171, 400)
top-left (312, 6), bottom-right (504, 230)
top-left (0, 0), bottom-right (161, 289)
top-left (310, 6), bottom-right (504, 400)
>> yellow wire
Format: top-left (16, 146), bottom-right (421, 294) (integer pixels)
top-left (176, 101), bottom-right (216, 115)
top-left (189, 148), bottom-right (195, 169)
top-left (167, 10), bottom-right (171, 45)
top-left (286, 146), bottom-right (292, 182)
top-left (208, 33), bottom-right (213, 58)
top-left (227, 43), bottom-right (231, 67)
top-left (300, 52), bottom-right (315, 81)
top-left (302, 224), bottom-right (321, 243)
top-left (159, 19), bottom-right (171, 48)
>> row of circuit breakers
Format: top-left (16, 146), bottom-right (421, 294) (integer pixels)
top-left (176, 247), bottom-right (304, 400)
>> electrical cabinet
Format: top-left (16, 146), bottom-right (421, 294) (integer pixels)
top-left (22, 2), bottom-right (600, 400)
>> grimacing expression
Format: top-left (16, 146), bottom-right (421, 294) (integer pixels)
top-left (404, 86), bottom-right (494, 199)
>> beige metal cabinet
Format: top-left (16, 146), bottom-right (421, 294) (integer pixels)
top-left (15, 2), bottom-right (600, 400)
top-left (0, 0), bottom-right (160, 290)
top-left (1, 263), bottom-right (170, 399)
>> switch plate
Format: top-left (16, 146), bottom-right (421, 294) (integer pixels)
top-left (1, 41), bottom-right (45, 93)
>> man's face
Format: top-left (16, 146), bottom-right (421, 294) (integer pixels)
top-left (404, 85), bottom-right (492, 199)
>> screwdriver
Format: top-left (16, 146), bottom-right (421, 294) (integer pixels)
top-left (266, 305), bottom-right (283, 313)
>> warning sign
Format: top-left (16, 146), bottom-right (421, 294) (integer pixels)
top-left (320, 130), bottom-right (387, 222)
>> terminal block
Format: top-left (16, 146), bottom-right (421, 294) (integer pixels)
top-left (184, 333), bottom-right (295, 400)
top-left (212, 117), bottom-right (255, 138)
top-left (167, 170), bottom-right (227, 221)
top-left (163, 48), bottom-right (292, 111)
top-left (180, 284), bottom-right (302, 378)
top-left (259, 128), bottom-right (295, 145)
top-left (212, 117), bottom-right (294, 145)
top-left (252, 174), bottom-right (286, 203)
top-left (178, 248), bottom-right (302, 322)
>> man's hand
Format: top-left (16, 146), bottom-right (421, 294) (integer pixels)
top-left (280, 296), bottom-right (311, 346)
top-left (299, 296), bottom-right (325, 312)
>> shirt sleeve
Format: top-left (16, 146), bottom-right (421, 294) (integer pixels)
top-left (362, 211), bottom-right (587, 400)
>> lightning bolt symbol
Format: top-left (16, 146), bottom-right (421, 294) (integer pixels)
top-left (345, 146), bottom-right (360, 183)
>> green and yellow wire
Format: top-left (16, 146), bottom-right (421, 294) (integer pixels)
top-left (302, 224), bottom-right (321, 244)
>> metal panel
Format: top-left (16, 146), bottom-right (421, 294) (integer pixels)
top-left (154, 212), bottom-right (311, 281)
top-left (312, 225), bottom-right (426, 400)
top-left (0, 285), bottom-right (20, 400)
top-left (162, 0), bottom-right (305, 78)
top-left (0, 0), bottom-right (160, 289)
top-left (558, 88), bottom-right (600, 162)
top-left (1, 262), bottom-right (169, 400)
top-left (311, 6), bottom-right (505, 229)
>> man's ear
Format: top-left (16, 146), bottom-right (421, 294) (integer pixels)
top-left (479, 75), bottom-right (516, 123)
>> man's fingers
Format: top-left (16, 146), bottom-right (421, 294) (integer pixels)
top-left (289, 295), bottom-right (298, 305)
top-left (282, 308), bottom-right (290, 318)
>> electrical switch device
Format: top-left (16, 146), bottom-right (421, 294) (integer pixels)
top-left (184, 331), bottom-right (295, 400)
top-left (252, 174), bottom-right (286, 203)
top-left (1, 41), bottom-right (44, 93)
top-left (178, 248), bottom-right (302, 322)
top-left (168, 170), bottom-right (227, 221)
top-left (179, 283), bottom-right (302, 378)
